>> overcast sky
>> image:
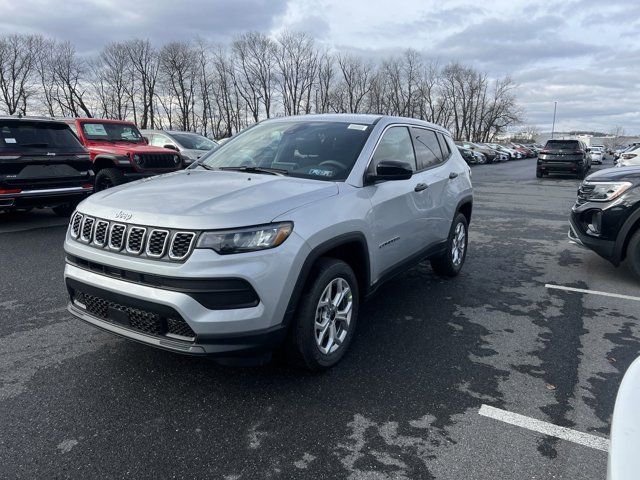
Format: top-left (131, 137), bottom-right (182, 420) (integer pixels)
top-left (1, 0), bottom-right (638, 133)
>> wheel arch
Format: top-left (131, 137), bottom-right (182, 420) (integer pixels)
top-left (92, 155), bottom-right (120, 173)
top-left (455, 195), bottom-right (473, 224)
top-left (281, 233), bottom-right (371, 328)
top-left (614, 206), bottom-right (640, 265)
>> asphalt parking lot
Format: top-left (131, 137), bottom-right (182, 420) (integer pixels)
top-left (1, 157), bottom-right (638, 479)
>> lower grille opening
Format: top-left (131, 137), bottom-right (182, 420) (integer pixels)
top-left (73, 289), bottom-right (196, 341)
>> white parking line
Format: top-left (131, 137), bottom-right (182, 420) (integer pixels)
top-left (545, 284), bottom-right (640, 302)
top-left (479, 404), bottom-right (609, 452)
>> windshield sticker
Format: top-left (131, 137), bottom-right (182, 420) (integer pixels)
top-left (309, 168), bottom-right (335, 177)
top-left (84, 124), bottom-right (108, 136)
top-left (347, 124), bottom-right (368, 131)
top-left (4, 138), bottom-right (16, 143)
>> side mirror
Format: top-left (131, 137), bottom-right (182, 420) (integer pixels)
top-left (367, 160), bottom-right (413, 183)
top-left (164, 144), bottom-right (179, 151)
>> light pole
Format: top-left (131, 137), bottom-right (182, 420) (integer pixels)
top-left (551, 101), bottom-right (557, 139)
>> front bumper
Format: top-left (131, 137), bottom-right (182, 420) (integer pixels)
top-left (63, 230), bottom-right (310, 356)
top-left (569, 212), bottom-right (616, 264)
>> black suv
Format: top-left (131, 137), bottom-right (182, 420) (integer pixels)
top-left (0, 117), bottom-right (93, 216)
top-left (537, 139), bottom-right (591, 179)
top-left (569, 166), bottom-right (640, 279)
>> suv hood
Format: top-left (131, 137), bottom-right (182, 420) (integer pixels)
top-left (588, 166), bottom-right (640, 183)
top-left (78, 169), bottom-right (339, 230)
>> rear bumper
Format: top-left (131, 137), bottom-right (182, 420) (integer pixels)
top-left (0, 185), bottom-right (93, 209)
top-left (538, 161), bottom-right (583, 173)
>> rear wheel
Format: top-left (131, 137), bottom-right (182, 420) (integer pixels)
top-left (95, 168), bottom-right (126, 192)
top-left (287, 258), bottom-right (359, 371)
top-left (626, 229), bottom-right (640, 280)
top-left (431, 213), bottom-right (468, 277)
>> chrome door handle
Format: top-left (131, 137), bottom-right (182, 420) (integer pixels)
top-left (449, 172), bottom-right (459, 179)
top-left (414, 183), bottom-right (428, 192)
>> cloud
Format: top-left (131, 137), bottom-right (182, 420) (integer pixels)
top-left (0, 0), bottom-right (290, 53)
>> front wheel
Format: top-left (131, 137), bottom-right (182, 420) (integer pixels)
top-left (626, 229), bottom-right (640, 281)
top-left (536, 168), bottom-right (543, 178)
top-left (95, 168), bottom-right (126, 192)
top-left (287, 258), bottom-right (359, 371)
top-left (431, 213), bottom-right (468, 277)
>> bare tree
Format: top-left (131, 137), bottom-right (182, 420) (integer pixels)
top-left (49, 41), bottom-right (93, 117)
top-left (275, 32), bottom-right (318, 116)
top-left (334, 53), bottom-right (373, 113)
top-left (124, 39), bottom-right (159, 128)
top-left (92, 42), bottom-right (135, 120)
top-left (159, 41), bottom-right (197, 131)
top-left (0, 34), bottom-right (43, 115)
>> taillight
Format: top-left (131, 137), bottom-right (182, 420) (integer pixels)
top-left (82, 183), bottom-right (93, 189)
top-left (0, 188), bottom-right (21, 195)
top-left (574, 150), bottom-right (584, 155)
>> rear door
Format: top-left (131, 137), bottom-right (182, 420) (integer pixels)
top-left (410, 127), bottom-right (454, 245)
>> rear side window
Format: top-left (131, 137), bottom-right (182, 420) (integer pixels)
top-left (545, 140), bottom-right (581, 150)
top-left (436, 133), bottom-right (452, 159)
top-left (371, 126), bottom-right (417, 171)
top-left (411, 127), bottom-right (444, 170)
top-left (0, 122), bottom-right (84, 150)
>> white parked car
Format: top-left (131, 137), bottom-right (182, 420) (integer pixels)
top-left (590, 146), bottom-right (605, 164)
top-left (616, 147), bottom-right (640, 167)
top-left (608, 356), bottom-right (640, 479)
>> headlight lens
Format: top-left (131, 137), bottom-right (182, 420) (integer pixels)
top-left (582, 181), bottom-right (633, 201)
top-left (133, 154), bottom-right (143, 166)
top-left (173, 154), bottom-right (181, 165)
top-left (196, 222), bottom-right (293, 254)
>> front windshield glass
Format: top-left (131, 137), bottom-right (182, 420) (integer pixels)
top-left (81, 122), bottom-right (144, 143)
top-left (171, 132), bottom-right (217, 150)
top-left (201, 121), bottom-right (372, 181)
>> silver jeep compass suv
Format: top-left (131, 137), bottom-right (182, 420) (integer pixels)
top-left (64, 115), bottom-right (473, 370)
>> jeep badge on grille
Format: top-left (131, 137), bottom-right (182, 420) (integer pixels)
top-left (114, 210), bottom-right (133, 221)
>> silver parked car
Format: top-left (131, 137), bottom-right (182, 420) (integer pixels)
top-left (141, 129), bottom-right (218, 165)
top-left (64, 114), bottom-right (473, 370)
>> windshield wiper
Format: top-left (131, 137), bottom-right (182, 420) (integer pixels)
top-left (198, 163), bottom-right (215, 171)
top-left (218, 166), bottom-right (288, 176)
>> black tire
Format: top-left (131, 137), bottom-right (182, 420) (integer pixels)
top-left (626, 229), bottom-right (640, 281)
top-left (577, 168), bottom-right (586, 180)
top-left (95, 168), bottom-right (126, 192)
top-left (430, 213), bottom-right (469, 277)
top-left (287, 258), bottom-right (359, 371)
top-left (52, 203), bottom-right (76, 217)
top-left (536, 168), bottom-right (543, 178)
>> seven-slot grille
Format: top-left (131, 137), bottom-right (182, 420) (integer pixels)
top-left (69, 213), bottom-right (197, 262)
top-left (138, 153), bottom-right (179, 169)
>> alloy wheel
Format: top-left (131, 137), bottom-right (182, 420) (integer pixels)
top-left (314, 277), bottom-right (353, 355)
top-left (451, 222), bottom-right (466, 266)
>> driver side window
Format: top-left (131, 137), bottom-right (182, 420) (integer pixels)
top-left (370, 126), bottom-right (416, 172)
top-left (150, 134), bottom-right (171, 148)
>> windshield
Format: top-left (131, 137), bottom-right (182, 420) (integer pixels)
top-left (544, 140), bottom-right (582, 150)
top-left (201, 121), bottom-right (372, 181)
top-left (81, 122), bottom-right (144, 143)
top-left (0, 121), bottom-right (84, 151)
top-left (171, 132), bottom-right (217, 150)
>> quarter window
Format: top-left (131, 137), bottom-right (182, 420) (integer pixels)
top-left (411, 127), bottom-right (444, 170)
top-left (370, 126), bottom-right (417, 171)
top-left (436, 133), bottom-right (451, 159)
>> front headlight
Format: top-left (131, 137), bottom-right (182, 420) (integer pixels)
top-left (133, 154), bottom-right (143, 166)
top-left (582, 181), bottom-right (633, 201)
top-left (196, 222), bottom-right (293, 254)
top-left (173, 154), bottom-right (181, 165)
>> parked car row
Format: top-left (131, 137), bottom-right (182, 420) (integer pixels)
top-left (454, 140), bottom-right (538, 166)
top-left (0, 116), bottom-right (218, 215)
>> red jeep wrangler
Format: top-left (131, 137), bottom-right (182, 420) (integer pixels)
top-left (64, 118), bottom-right (184, 191)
